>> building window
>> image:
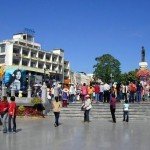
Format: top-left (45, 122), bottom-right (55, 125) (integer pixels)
top-left (22, 59), bottom-right (28, 66)
top-left (46, 54), bottom-right (50, 61)
top-left (31, 61), bottom-right (36, 67)
top-left (22, 49), bottom-right (29, 56)
top-left (13, 47), bottom-right (20, 54)
top-left (38, 52), bottom-right (44, 60)
top-left (13, 58), bottom-right (20, 65)
top-left (0, 44), bottom-right (5, 53)
top-left (31, 51), bottom-right (37, 58)
top-left (0, 55), bottom-right (5, 63)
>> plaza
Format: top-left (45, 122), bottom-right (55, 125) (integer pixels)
top-left (0, 117), bottom-right (150, 150)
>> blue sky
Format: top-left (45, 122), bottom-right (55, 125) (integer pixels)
top-left (0, 0), bottom-right (150, 73)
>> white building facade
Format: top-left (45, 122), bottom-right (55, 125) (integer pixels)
top-left (0, 33), bottom-right (70, 89)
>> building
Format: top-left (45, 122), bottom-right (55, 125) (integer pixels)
top-left (0, 33), bottom-right (70, 91)
top-left (71, 72), bottom-right (92, 86)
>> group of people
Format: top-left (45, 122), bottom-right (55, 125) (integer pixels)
top-left (48, 81), bottom-right (150, 106)
top-left (0, 96), bottom-right (17, 133)
top-left (50, 80), bottom-right (150, 126)
top-left (51, 92), bottom-right (129, 126)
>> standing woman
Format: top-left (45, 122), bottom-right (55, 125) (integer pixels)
top-left (52, 96), bottom-right (62, 127)
top-left (62, 85), bottom-right (69, 107)
top-left (82, 95), bottom-right (92, 122)
top-left (81, 83), bottom-right (88, 102)
top-left (109, 93), bottom-right (117, 123)
top-left (0, 96), bottom-right (9, 133)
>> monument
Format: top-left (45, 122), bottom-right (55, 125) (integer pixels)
top-left (136, 46), bottom-right (150, 86)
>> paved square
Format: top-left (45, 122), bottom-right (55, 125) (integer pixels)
top-left (0, 117), bottom-right (150, 150)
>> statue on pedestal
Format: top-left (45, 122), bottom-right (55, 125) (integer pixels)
top-left (141, 46), bottom-right (145, 62)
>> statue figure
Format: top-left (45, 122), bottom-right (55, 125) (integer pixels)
top-left (141, 46), bottom-right (145, 62)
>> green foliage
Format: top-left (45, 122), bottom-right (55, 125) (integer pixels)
top-left (120, 69), bottom-right (139, 83)
top-left (31, 97), bottom-right (42, 105)
top-left (93, 54), bottom-right (121, 83)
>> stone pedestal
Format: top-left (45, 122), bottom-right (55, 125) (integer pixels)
top-left (11, 88), bottom-right (15, 96)
top-left (41, 82), bottom-right (47, 104)
top-left (2, 85), bottom-right (7, 97)
top-left (139, 62), bottom-right (148, 69)
top-left (28, 87), bottom-right (32, 98)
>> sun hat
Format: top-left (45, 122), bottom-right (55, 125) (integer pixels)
top-left (85, 95), bottom-right (90, 98)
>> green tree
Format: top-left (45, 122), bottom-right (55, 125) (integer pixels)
top-left (120, 69), bottom-right (138, 83)
top-left (93, 54), bottom-right (121, 83)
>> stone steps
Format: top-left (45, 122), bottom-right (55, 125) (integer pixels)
top-left (48, 101), bottom-right (150, 120)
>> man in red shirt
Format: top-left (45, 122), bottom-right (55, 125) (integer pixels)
top-left (0, 96), bottom-right (9, 133)
top-left (8, 96), bottom-right (17, 133)
top-left (94, 83), bottom-right (100, 103)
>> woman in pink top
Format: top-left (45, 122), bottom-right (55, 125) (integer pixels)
top-left (81, 83), bottom-right (88, 102)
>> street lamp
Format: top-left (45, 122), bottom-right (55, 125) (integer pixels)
top-left (28, 72), bottom-right (31, 88)
top-left (43, 64), bottom-right (46, 84)
top-left (27, 72), bottom-right (31, 98)
top-left (55, 68), bottom-right (58, 83)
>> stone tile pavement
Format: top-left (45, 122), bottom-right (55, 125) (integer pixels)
top-left (0, 117), bottom-right (150, 150)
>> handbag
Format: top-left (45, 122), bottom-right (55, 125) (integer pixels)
top-left (81, 106), bottom-right (85, 111)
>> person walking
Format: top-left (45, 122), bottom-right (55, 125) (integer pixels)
top-left (123, 100), bottom-right (129, 122)
top-left (0, 96), bottom-right (9, 133)
top-left (103, 82), bottom-right (110, 103)
top-left (62, 85), bottom-right (69, 107)
top-left (109, 93), bottom-right (116, 123)
top-left (52, 96), bottom-right (62, 127)
top-left (81, 95), bottom-right (92, 122)
top-left (94, 83), bottom-right (100, 103)
top-left (69, 84), bottom-right (76, 103)
top-left (81, 83), bottom-right (88, 102)
top-left (136, 82), bottom-right (143, 103)
top-left (8, 96), bottom-right (17, 133)
top-left (129, 81), bottom-right (137, 103)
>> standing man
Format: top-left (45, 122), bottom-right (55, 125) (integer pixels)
top-left (94, 83), bottom-right (100, 103)
top-left (103, 82), bottom-right (110, 103)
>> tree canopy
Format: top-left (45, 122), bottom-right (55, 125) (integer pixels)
top-left (93, 54), bottom-right (121, 83)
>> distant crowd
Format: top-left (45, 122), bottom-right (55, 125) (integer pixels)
top-left (47, 81), bottom-right (150, 106)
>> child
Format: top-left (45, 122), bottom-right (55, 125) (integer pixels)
top-left (52, 96), bottom-right (62, 127)
top-left (123, 100), bottom-right (129, 122)
top-left (0, 96), bottom-right (9, 133)
top-left (109, 93), bottom-right (116, 123)
top-left (8, 96), bottom-right (17, 132)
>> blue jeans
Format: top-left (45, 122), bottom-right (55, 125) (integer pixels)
top-left (54, 112), bottom-right (60, 126)
top-left (99, 92), bottom-right (103, 102)
top-left (70, 94), bottom-right (75, 102)
top-left (84, 109), bottom-right (90, 122)
top-left (136, 91), bottom-right (141, 102)
top-left (8, 115), bottom-right (16, 132)
top-left (129, 92), bottom-right (135, 103)
top-left (1, 113), bottom-right (8, 132)
top-left (123, 111), bottom-right (129, 122)
top-left (95, 93), bottom-right (99, 102)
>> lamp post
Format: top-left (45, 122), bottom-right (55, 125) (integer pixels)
top-left (43, 64), bottom-right (46, 84)
top-left (41, 64), bottom-right (47, 103)
top-left (11, 74), bottom-right (15, 96)
top-left (55, 68), bottom-right (58, 84)
top-left (27, 72), bottom-right (31, 98)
